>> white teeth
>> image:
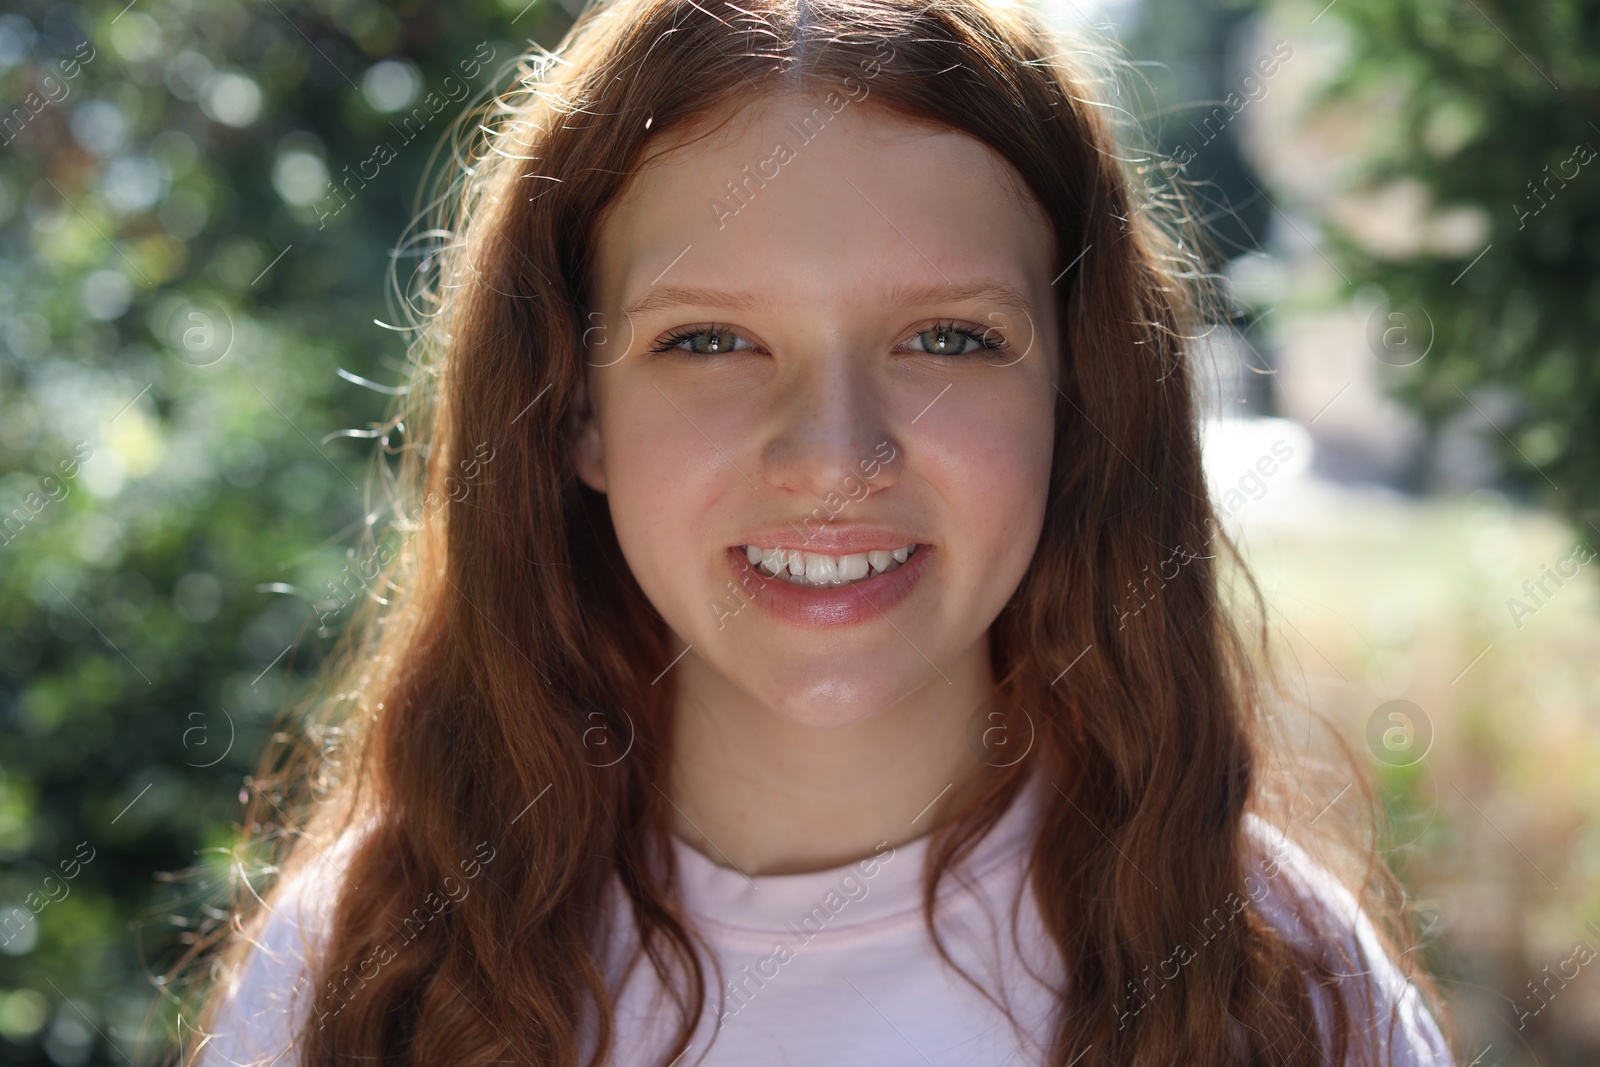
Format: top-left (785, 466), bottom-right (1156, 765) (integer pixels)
top-left (806, 552), bottom-right (838, 583)
top-left (839, 552), bottom-right (869, 581)
top-left (739, 543), bottom-right (919, 588)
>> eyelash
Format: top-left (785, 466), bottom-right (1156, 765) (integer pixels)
top-left (645, 320), bottom-right (1010, 358)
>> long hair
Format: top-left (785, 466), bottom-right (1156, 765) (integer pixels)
top-left (164, 0), bottom-right (1453, 1064)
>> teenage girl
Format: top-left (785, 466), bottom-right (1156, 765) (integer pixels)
top-left (175, 0), bottom-right (1457, 1064)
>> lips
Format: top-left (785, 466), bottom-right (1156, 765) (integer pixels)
top-left (741, 543), bottom-right (918, 587)
top-left (722, 540), bottom-right (932, 627)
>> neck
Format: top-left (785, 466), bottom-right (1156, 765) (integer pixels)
top-left (665, 640), bottom-right (998, 877)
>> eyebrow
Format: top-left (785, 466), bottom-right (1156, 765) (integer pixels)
top-left (620, 278), bottom-right (1036, 321)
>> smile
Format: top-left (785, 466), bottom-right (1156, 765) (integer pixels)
top-left (741, 543), bottom-right (918, 588)
top-left (723, 541), bottom-right (932, 627)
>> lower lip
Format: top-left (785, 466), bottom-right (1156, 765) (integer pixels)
top-left (722, 544), bottom-right (932, 627)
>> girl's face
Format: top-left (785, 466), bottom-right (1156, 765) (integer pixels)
top-left (575, 91), bottom-right (1059, 730)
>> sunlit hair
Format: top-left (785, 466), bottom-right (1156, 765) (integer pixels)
top-left (164, 0), bottom-right (1453, 1064)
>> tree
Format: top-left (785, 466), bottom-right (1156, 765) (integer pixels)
top-left (0, 1), bottom-right (566, 1061)
top-left (1261, 0), bottom-right (1600, 534)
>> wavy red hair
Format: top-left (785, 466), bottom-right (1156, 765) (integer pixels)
top-left (163, 0), bottom-right (1455, 1064)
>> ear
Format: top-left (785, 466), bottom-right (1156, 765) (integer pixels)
top-left (569, 369), bottom-right (607, 493)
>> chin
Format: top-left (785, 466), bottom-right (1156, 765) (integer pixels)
top-left (753, 667), bottom-right (930, 730)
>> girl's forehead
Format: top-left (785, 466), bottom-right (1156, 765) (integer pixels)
top-left (591, 92), bottom-right (1056, 317)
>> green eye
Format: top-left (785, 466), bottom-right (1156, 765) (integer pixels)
top-left (646, 319), bottom-right (1009, 358)
top-left (648, 324), bottom-right (753, 355)
top-left (907, 321), bottom-right (1006, 357)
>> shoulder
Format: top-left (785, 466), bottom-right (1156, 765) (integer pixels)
top-left (196, 824), bottom-right (371, 1067)
top-left (1241, 814), bottom-right (1455, 1067)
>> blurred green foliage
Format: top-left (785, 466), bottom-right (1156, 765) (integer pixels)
top-left (0, 1), bottom-right (575, 1062)
top-left (1267, 0), bottom-right (1600, 530)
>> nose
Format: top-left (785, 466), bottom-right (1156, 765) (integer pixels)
top-left (760, 346), bottom-right (901, 506)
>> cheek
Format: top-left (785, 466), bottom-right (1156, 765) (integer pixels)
top-left (923, 387), bottom-right (1054, 567)
top-left (598, 379), bottom-right (753, 599)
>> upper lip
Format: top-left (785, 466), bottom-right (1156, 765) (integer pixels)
top-left (734, 523), bottom-right (924, 555)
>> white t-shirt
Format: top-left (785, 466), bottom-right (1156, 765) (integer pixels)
top-left (198, 772), bottom-right (1455, 1066)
